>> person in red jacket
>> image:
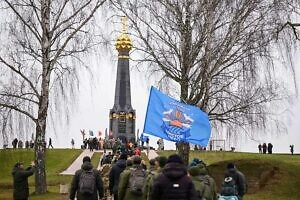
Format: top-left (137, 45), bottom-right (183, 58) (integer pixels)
top-left (134, 147), bottom-right (141, 156)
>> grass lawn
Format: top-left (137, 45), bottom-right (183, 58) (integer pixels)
top-left (159, 150), bottom-right (300, 200)
top-left (0, 149), bottom-right (82, 200)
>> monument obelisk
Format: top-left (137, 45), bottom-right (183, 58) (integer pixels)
top-left (109, 17), bottom-right (136, 143)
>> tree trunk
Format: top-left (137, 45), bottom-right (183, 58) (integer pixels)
top-left (34, 70), bottom-right (51, 193)
top-left (34, 120), bottom-right (47, 193)
top-left (177, 142), bottom-right (190, 165)
top-left (34, 0), bottom-right (51, 193)
top-left (178, 77), bottom-right (190, 165)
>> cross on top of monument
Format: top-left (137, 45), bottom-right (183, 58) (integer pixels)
top-left (116, 16), bottom-right (132, 51)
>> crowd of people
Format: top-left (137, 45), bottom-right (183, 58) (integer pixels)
top-left (67, 153), bottom-right (246, 200)
top-left (10, 152), bottom-right (247, 200)
top-left (82, 137), bottom-right (147, 154)
top-left (11, 138), bottom-right (35, 149)
top-left (257, 143), bottom-right (273, 154)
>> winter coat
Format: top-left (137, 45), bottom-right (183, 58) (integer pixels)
top-left (188, 165), bottom-right (217, 200)
top-left (12, 166), bottom-right (35, 199)
top-left (143, 166), bottom-right (157, 200)
top-left (70, 161), bottom-right (104, 200)
top-left (109, 159), bottom-right (127, 194)
top-left (224, 168), bottom-right (247, 198)
top-left (150, 162), bottom-right (197, 200)
top-left (118, 165), bottom-right (145, 200)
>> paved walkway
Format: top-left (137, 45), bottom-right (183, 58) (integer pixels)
top-left (147, 149), bottom-right (159, 160)
top-left (60, 149), bottom-right (158, 175)
top-left (60, 150), bottom-right (95, 175)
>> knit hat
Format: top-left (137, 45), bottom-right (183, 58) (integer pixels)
top-left (14, 162), bottom-right (24, 168)
top-left (167, 154), bottom-right (183, 164)
top-left (126, 159), bottom-right (133, 167)
top-left (119, 153), bottom-right (127, 160)
top-left (132, 156), bottom-right (142, 165)
top-left (82, 156), bottom-right (91, 163)
top-left (227, 163), bottom-right (235, 169)
top-left (155, 156), bottom-right (168, 168)
top-left (189, 158), bottom-right (203, 167)
top-left (188, 158), bottom-right (208, 176)
top-left (149, 158), bottom-right (156, 166)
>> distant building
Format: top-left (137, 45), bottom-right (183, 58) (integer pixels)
top-left (109, 17), bottom-right (136, 143)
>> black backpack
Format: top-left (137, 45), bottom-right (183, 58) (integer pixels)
top-left (221, 177), bottom-right (238, 196)
top-left (79, 170), bottom-right (95, 194)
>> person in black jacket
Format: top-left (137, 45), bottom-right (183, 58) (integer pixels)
top-left (70, 156), bottom-right (104, 200)
top-left (150, 154), bottom-right (196, 200)
top-left (109, 153), bottom-right (127, 200)
top-left (224, 163), bottom-right (247, 200)
top-left (12, 161), bottom-right (35, 200)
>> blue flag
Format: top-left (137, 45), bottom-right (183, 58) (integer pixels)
top-left (143, 86), bottom-right (211, 146)
top-left (140, 133), bottom-right (149, 142)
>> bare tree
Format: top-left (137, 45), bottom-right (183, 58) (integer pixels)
top-left (277, 21), bottom-right (300, 40)
top-left (0, 0), bottom-right (106, 193)
top-left (111, 0), bottom-right (299, 164)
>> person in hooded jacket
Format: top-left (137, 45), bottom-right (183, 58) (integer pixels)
top-left (109, 153), bottom-right (127, 200)
top-left (70, 156), bottom-right (104, 200)
top-left (188, 158), bottom-right (217, 200)
top-left (143, 158), bottom-right (157, 200)
top-left (118, 156), bottom-right (145, 200)
top-left (12, 161), bottom-right (35, 200)
top-left (224, 163), bottom-right (247, 200)
top-left (150, 154), bottom-right (197, 200)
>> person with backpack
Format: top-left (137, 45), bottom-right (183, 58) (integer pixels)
top-left (154, 156), bottom-right (167, 173)
top-left (12, 161), bottom-right (35, 200)
top-left (70, 156), bottom-right (104, 200)
top-left (109, 153), bottom-right (127, 200)
top-left (219, 176), bottom-right (239, 200)
top-left (188, 158), bottom-right (217, 200)
top-left (143, 158), bottom-right (157, 200)
top-left (222, 163), bottom-right (246, 200)
top-left (150, 154), bottom-right (196, 200)
top-left (118, 156), bottom-right (146, 200)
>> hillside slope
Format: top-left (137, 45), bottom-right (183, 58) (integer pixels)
top-left (159, 151), bottom-right (300, 200)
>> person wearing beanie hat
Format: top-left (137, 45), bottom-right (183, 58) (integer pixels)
top-left (166, 154), bottom-right (184, 164)
top-left (154, 156), bottom-right (167, 173)
top-left (125, 159), bottom-right (133, 170)
top-left (187, 159), bottom-right (217, 200)
top-left (70, 156), bottom-right (103, 200)
top-left (224, 163), bottom-right (247, 200)
top-left (12, 161), bottom-right (35, 200)
top-left (109, 153), bottom-right (127, 200)
top-left (151, 154), bottom-right (196, 200)
top-left (143, 159), bottom-right (157, 200)
top-left (118, 156), bottom-right (145, 200)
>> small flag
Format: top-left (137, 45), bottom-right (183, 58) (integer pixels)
top-left (80, 129), bottom-right (85, 136)
top-left (140, 133), bottom-right (149, 142)
top-left (109, 130), bottom-right (113, 139)
top-left (89, 130), bottom-right (94, 136)
top-left (98, 131), bottom-right (102, 137)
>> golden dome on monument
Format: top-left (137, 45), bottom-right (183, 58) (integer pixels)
top-left (115, 16), bottom-right (132, 51)
top-left (116, 33), bottom-right (132, 51)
